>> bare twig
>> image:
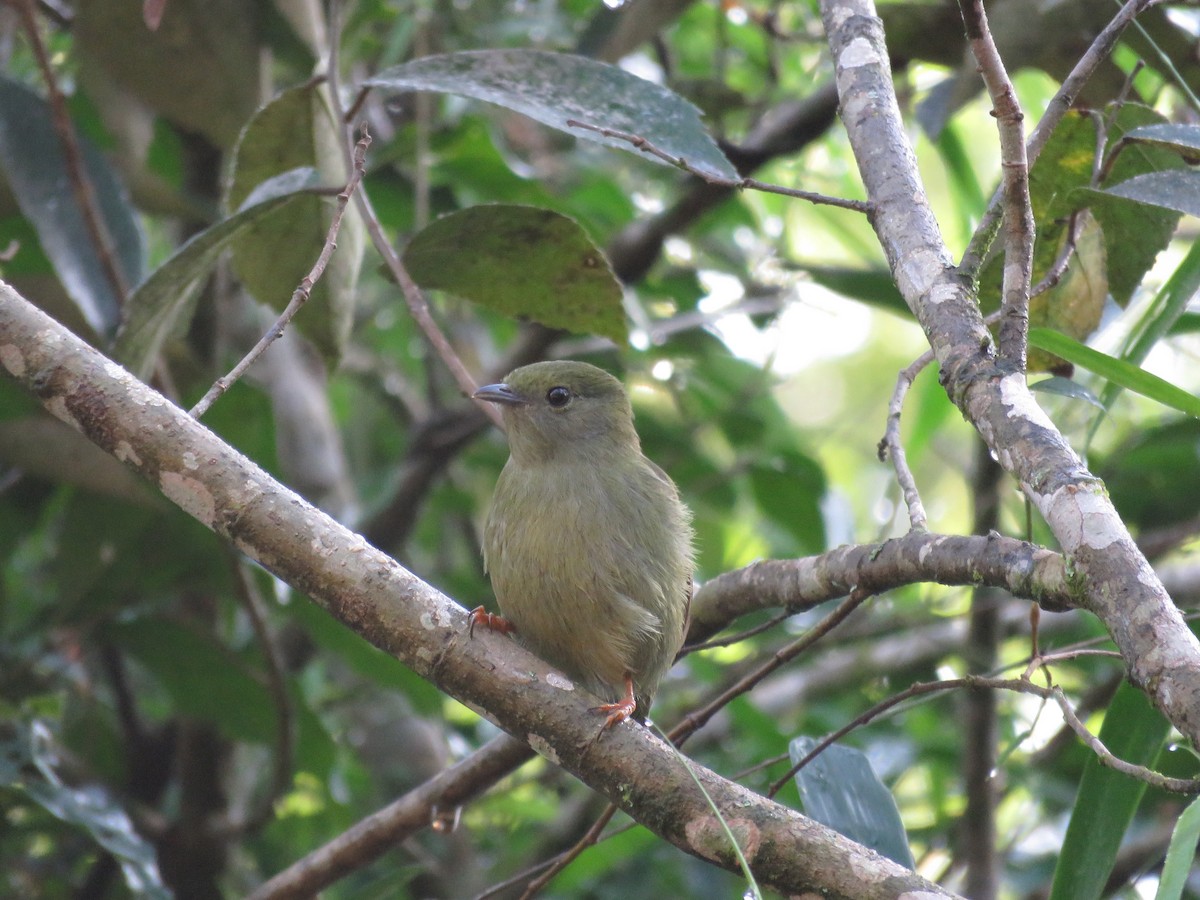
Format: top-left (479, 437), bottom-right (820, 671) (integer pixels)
top-left (671, 587), bottom-right (873, 747)
top-left (224, 557), bottom-right (295, 835)
top-left (189, 130), bottom-right (372, 418)
top-left (564, 119), bottom-right (873, 214)
top-left (515, 805), bottom-right (620, 900)
top-left (877, 350), bottom-right (934, 531)
top-left (960, 0), bottom-right (1155, 276)
top-left (325, 1), bottom-right (501, 428)
top-left (767, 674), bottom-right (1200, 798)
top-left (960, 0), bottom-right (1034, 371)
top-left (1029, 211), bottom-right (1083, 298)
top-left (15, 0), bottom-right (129, 307)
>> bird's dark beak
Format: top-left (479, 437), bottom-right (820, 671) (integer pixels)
top-left (473, 382), bottom-right (526, 406)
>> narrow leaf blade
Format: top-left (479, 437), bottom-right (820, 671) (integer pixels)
top-left (1028, 328), bottom-right (1200, 418)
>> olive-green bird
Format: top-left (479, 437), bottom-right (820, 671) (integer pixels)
top-left (472, 360), bottom-right (693, 727)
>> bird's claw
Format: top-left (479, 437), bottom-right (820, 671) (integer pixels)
top-left (591, 696), bottom-right (637, 730)
top-left (468, 606), bottom-right (516, 638)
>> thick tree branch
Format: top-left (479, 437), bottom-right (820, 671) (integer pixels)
top-left (688, 532), bottom-right (1072, 644)
top-left (820, 0), bottom-right (1200, 747)
top-left (0, 283), bottom-right (955, 899)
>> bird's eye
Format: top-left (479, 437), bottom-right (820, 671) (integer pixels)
top-left (546, 386), bottom-right (572, 408)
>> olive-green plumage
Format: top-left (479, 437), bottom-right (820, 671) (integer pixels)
top-left (474, 361), bottom-right (693, 723)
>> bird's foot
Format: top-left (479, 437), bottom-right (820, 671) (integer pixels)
top-left (591, 674), bottom-right (638, 729)
top-left (468, 606), bottom-right (516, 638)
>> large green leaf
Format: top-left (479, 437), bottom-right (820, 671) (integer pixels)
top-left (1119, 123), bottom-right (1200, 157)
top-left (367, 50), bottom-right (737, 181)
top-left (0, 75), bottom-right (144, 339)
top-left (748, 450), bottom-right (826, 554)
top-left (1049, 682), bottom-right (1170, 900)
top-left (115, 167), bottom-right (318, 378)
top-left (226, 81), bottom-right (365, 363)
top-left (1099, 170), bottom-right (1200, 217)
top-left (789, 736), bottom-right (916, 869)
top-left (403, 204), bottom-right (626, 343)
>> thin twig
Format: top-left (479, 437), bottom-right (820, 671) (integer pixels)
top-left (680, 609), bottom-right (794, 655)
top-left (324, 0), bottom-right (502, 428)
top-left (1029, 210), bottom-right (1083, 298)
top-left (223, 556), bottom-right (295, 835)
top-left (767, 674), bottom-right (1200, 797)
top-left (564, 119), bottom-right (873, 214)
top-left (516, 804), bottom-right (619, 900)
top-left (16, 0), bottom-right (129, 307)
top-left (877, 350), bottom-right (933, 531)
top-left (960, 0), bottom-right (1155, 277)
top-left (670, 587), bottom-right (873, 747)
top-left (188, 129), bottom-right (372, 418)
top-left (960, 0), bottom-right (1034, 371)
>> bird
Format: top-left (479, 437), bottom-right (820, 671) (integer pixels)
top-left (470, 360), bottom-right (693, 728)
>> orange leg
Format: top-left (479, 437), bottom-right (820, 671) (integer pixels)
top-left (468, 606), bottom-right (516, 638)
top-left (592, 673), bottom-right (637, 729)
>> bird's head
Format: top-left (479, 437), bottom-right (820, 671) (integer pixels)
top-left (473, 361), bottom-right (640, 463)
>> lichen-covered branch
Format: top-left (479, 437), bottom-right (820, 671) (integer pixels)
top-left (819, 0), bottom-right (1200, 746)
top-left (689, 532), bottom-right (1072, 644)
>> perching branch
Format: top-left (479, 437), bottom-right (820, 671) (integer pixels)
top-left (687, 531), bottom-right (1073, 645)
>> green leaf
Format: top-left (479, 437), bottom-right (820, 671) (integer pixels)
top-left (1028, 328), bottom-right (1200, 418)
top-left (115, 167), bottom-right (318, 378)
top-left (403, 204), bottom-right (626, 343)
top-left (106, 617), bottom-right (335, 775)
top-left (0, 75), bottom-right (144, 339)
top-left (798, 265), bottom-right (909, 318)
top-left (1101, 419), bottom-right (1200, 530)
top-left (748, 451), bottom-right (826, 554)
top-left (367, 50), bottom-right (737, 181)
top-left (1049, 682), bottom-right (1170, 900)
top-left (4, 722), bottom-right (170, 899)
top-left (226, 81), bottom-right (365, 363)
top-left (1122, 123), bottom-right (1200, 158)
top-left (1099, 169), bottom-right (1200, 217)
top-left (1028, 376), bottom-right (1104, 410)
top-left (1156, 794), bottom-right (1200, 900)
top-left (789, 736), bottom-right (916, 869)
